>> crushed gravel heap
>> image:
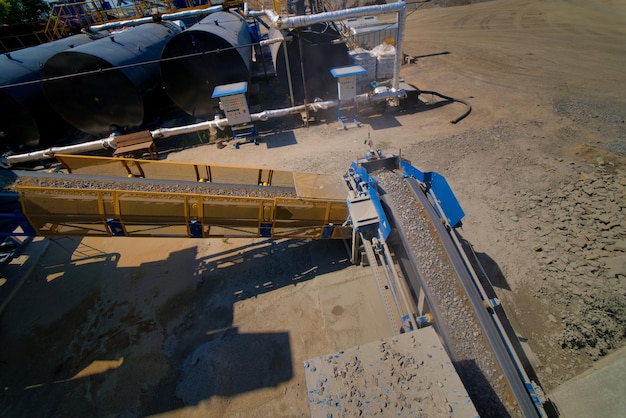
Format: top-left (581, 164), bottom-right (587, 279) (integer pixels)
top-left (304, 327), bottom-right (478, 417)
top-left (525, 169), bottom-right (626, 360)
top-left (8, 175), bottom-right (298, 199)
top-left (374, 169), bottom-right (521, 418)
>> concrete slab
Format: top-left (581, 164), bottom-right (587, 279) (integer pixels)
top-left (304, 326), bottom-right (478, 417)
top-left (549, 346), bottom-right (626, 418)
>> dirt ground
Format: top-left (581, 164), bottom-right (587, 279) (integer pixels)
top-left (1, 0), bottom-right (625, 416)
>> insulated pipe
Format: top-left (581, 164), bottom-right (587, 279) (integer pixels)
top-left (1, 90), bottom-right (406, 166)
top-left (257, 2), bottom-right (407, 101)
top-left (88, 5), bottom-right (223, 31)
top-left (1, 136), bottom-right (117, 167)
top-left (393, 4), bottom-right (406, 95)
top-left (248, 9), bottom-right (280, 26)
top-left (151, 99), bottom-right (339, 139)
top-left (272, 2), bottom-right (406, 30)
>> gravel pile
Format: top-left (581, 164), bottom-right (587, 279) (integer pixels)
top-left (373, 169), bottom-right (521, 417)
top-left (522, 168), bottom-right (626, 360)
top-left (8, 176), bottom-right (298, 199)
top-left (304, 327), bottom-right (478, 417)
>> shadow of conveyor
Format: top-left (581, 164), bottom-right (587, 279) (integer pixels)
top-left (454, 230), bottom-right (561, 417)
top-left (0, 236), bottom-right (350, 417)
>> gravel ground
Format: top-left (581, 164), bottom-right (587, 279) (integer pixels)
top-left (304, 327), bottom-right (479, 417)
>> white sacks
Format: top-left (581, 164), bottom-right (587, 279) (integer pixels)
top-left (349, 49), bottom-right (376, 81)
top-left (349, 42), bottom-right (397, 92)
top-left (371, 42), bottom-right (396, 81)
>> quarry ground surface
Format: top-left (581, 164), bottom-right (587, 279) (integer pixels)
top-left (1, 0), bottom-right (626, 416)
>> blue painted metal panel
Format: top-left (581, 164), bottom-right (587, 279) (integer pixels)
top-left (399, 160), bottom-right (464, 228)
top-left (106, 219), bottom-right (125, 236)
top-left (260, 222), bottom-right (272, 237)
top-left (189, 220), bottom-right (203, 238)
top-left (349, 163), bottom-right (391, 240)
top-left (399, 159), bottom-right (430, 184)
top-left (322, 224), bottom-right (334, 239)
top-left (330, 65), bottom-right (367, 78)
top-left (430, 173), bottom-right (465, 228)
top-left (212, 81), bottom-right (248, 98)
top-left (367, 182), bottom-right (391, 240)
top-left (525, 382), bottom-right (546, 415)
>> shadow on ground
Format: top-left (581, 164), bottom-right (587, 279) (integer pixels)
top-left (0, 237), bottom-right (351, 416)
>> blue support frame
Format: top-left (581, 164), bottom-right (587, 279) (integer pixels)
top-left (106, 219), bottom-right (125, 236)
top-left (399, 159), bottom-right (465, 228)
top-left (347, 161), bottom-right (392, 240)
top-left (189, 220), bottom-right (203, 238)
top-left (260, 223), bottom-right (272, 238)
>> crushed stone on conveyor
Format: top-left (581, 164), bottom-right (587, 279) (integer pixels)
top-left (373, 169), bottom-right (522, 418)
top-left (7, 176), bottom-right (298, 199)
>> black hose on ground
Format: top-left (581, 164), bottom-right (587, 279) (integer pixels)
top-left (419, 90), bottom-right (472, 124)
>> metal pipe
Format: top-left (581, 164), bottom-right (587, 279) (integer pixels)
top-left (1, 137), bottom-right (117, 167)
top-left (152, 99), bottom-right (339, 139)
top-left (1, 90), bottom-right (409, 166)
top-left (283, 41), bottom-right (296, 107)
top-left (88, 5), bottom-right (224, 31)
top-left (258, 2), bottom-right (407, 102)
top-left (297, 30), bottom-right (309, 103)
top-left (259, 36), bottom-right (292, 47)
top-left (393, 4), bottom-right (406, 95)
top-left (248, 9), bottom-right (280, 26)
top-left (151, 116), bottom-right (230, 139)
top-left (252, 100), bottom-right (337, 121)
top-left (273, 2), bottom-right (406, 29)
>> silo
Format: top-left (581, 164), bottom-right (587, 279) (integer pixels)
top-left (160, 11), bottom-right (252, 119)
top-left (0, 33), bottom-right (100, 152)
top-left (270, 23), bottom-right (351, 103)
top-left (42, 22), bottom-right (181, 137)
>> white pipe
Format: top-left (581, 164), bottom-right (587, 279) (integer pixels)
top-left (151, 116), bottom-right (230, 139)
top-left (259, 35), bottom-right (292, 47)
top-left (89, 5), bottom-right (223, 31)
top-left (368, 88), bottom-right (407, 102)
top-left (273, 2), bottom-right (406, 29)
top-left (393, 4), bottom-right (406, 95)
top-left (1, 136), bottom-right (117, 167)
top-left (152, 100), bottom-right (339, 139)
top-left (1, 92), bottom-right (409, 167)
top-left (249, 9), bottom-right (280, 26)
top-left (256, 2), bottom-right (407, 102)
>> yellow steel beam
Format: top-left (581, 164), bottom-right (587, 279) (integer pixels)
top-left (16, 186), bottom-right (351, 240)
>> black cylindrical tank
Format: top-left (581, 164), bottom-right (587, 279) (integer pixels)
top-left (160, 11), bottom-right (252, 119)
top-left (270, 24), bottom-right (350, 103)
top-left (42, 22), bottom-right (181, 137)
top-left (0, 34), bottom-right (98, 151)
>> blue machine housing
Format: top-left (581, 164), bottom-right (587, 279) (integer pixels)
top-left (345, 155), bottom-right (465, 242)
